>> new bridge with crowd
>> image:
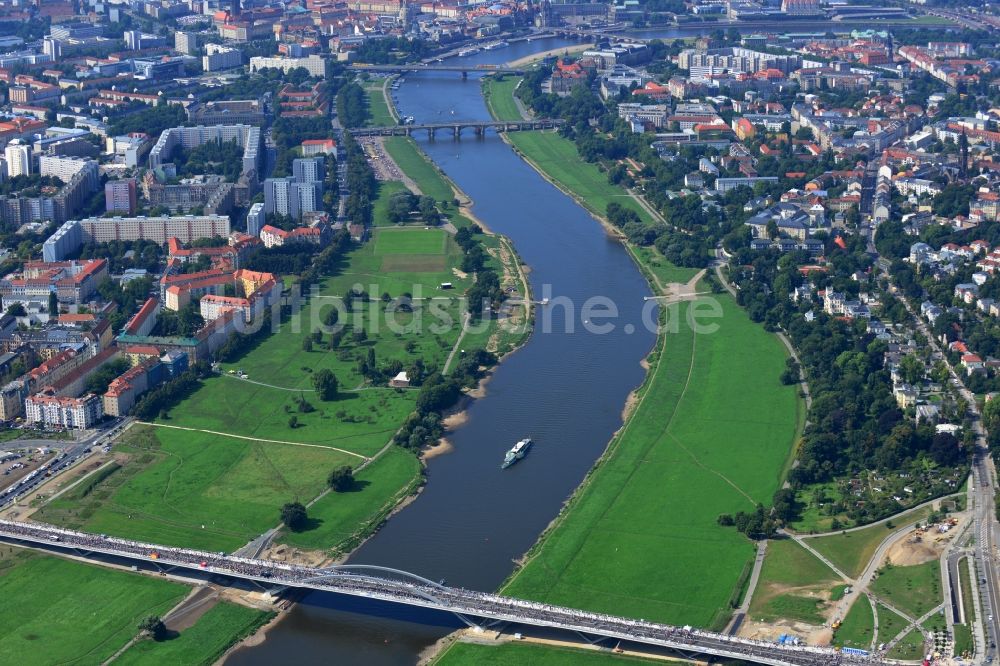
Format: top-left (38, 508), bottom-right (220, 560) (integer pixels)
top-left (0, 520), bottom-right (893, 666)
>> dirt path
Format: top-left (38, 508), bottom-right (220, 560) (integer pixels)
top-left (137, 422), bottom-right (369, 461)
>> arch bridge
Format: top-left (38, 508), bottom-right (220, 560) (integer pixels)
top-left (0, 520), bottom-right (889, 666)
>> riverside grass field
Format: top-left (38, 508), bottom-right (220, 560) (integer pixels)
top-left (37, 191), bottom-right (483, 554)
top-left (114, 602), bottom-right (273, 666)
top-left (476, 75), bottom-right (805, 628)
top-left (503, 296), bottom-right (802, 627)
top-left (0, 550), bottom-right (188, 665)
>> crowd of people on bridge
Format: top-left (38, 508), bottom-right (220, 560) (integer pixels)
top-left (0, 520), bottom-right (890, 665)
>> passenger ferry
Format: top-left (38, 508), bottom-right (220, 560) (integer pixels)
top-left (501, 438), bottom-right (532, 469)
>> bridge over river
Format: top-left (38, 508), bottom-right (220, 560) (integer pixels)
top-left (349, 63), bottom-right (524, 75)
top-left (350, 120), bottom-right (563, 138)
top-left (0, 519), bottom-right (890, 666)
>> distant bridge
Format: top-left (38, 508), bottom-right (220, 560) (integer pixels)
top-left (349, 120), bottom-right (563, 138)
top-left (349, 63), bottom-right (524, 76)
top-left (0, 519), bottom-right (892, 666)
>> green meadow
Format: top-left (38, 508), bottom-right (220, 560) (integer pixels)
top-left (114, 602), bottom-right (273, 666)
top-left (503, 295), bottom-right (801, 628)
top-left (0, 550), bottom-right (187, 666)
top-left (41, 221), bottom-right (474, 553)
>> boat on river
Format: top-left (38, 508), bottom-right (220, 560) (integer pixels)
top-left (501, 438), bottom-right (532, 469)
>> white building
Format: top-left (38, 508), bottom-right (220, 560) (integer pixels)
top-left (25, 392), bottom-right (102, 429)
top-left (43, 215), bottom-right (231, 261)
top-left (39, 155), bottom-right (99, 190)
top-left (249, 55), bottom-right (326, 77)
top-left (203, 44), bottom-right (243, 72)
top-left (246, 202), bottom-right (265, 237)
top-left (4, 140), bottom-right (31, 177)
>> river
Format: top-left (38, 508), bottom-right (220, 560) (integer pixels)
top-left (227, 37), bottom-right (662, 665)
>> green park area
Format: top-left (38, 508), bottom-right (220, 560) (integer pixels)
top-left (503, 294), bottom-right (801, 628)
top-left (434, 641), bottom-right (658, 665)
top-left (115, 602), bottom-right (273, 666)
top-left (833, 597), bottom-right (875, 650)
top-left (804, 504), bottom-right (933, 578)
top-left (888, 627), bottom-right (926, 660)
top-left (870, 559), bottom-right (942, 620)
top-left (483, 76), bottom-right (524, 122)
top-left (39, 219), bottom-right (477, 554)
top-left (383, 137), bottom-right (463, 205)
top-left (362, 76), bottom-right (397, 126)
top-left (749, 538), bottom-right (842, 626)
top-left (506, 131), bottom-right (655, 227)
top-left (0, 549), bottom-right (187, 665)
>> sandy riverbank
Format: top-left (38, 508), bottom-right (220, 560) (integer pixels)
top-left (506, 43), bottom-right (594, 68)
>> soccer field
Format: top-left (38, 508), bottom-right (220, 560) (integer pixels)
top-left (375, 227), bottom-right (448, 255)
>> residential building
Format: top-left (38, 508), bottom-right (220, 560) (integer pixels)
top-left (148, 125), bottom-right (261, 177)
top-left (4, 140), bottom-right (30, 177)
top-left (246, 202), bottom-right (265, 237)
top-left (25, 391), bottom-right (102, 429)
top-left (38, 155), bottom-right (98, 190)
top-left (43, 216), bottom-right (231, 261)
top-left (203, 44), bottom-right (244, 72)
top-left (249, 55), bottom-right (326, 77)
top-left (105, 179), bottom-right (137, 215)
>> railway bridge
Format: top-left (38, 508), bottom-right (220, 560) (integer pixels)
top-left (0, 520), bottom-right (889, 666)
top-left (349, 119), bottom-right (563, 139)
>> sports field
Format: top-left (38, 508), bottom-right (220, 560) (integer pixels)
top-left (375, 227), bottom-right (448, 254)
top-left (0, 551), bottom-right (187, 665)
top-left (114, 602), bottom-right (272, 666)
top-left (505, 131), bottom-right (655, 227)
top-left (482, 76), bottom-right (524, 122)
top-left (503, 295), bottom-right (802, 628)
top-left (41, 223), bottom-right (473, 552)
top-left (434, 641), bottom-right (659, 665)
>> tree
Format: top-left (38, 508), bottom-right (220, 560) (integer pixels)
top-left (312, 369), bottom-right (338, 400)
top-left (302, 336), bottom-right (313, 352)
top-left (280, 501), bottom-right (308, 531)
top-left (138, 615), bottom-right (166, 641)
top-left (288, 415), bottom-right (298, 429)
top-left (6, 302), bottom-right (25, 317)
top-left (327, 465), bottom-right (354, 492)
top-left (48, 291), bottom-right (58, 317)
top-left (899, 354), bottom-right (925, 385)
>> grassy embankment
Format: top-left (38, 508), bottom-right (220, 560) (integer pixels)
top-left (382, 134), bottom-right (532, 358)
top-left (114, 602), bottom-right (274, 666)
top-left (435, 641), bottom-right (660, 665)
top-left (954, 556), bottom-right (976, 656)
top-left (479, 71), bottom-right (802, 631)
top-left (362, 76), bottom-right (398, 126)
top-left (0, 549), bottom-right (188, 665)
